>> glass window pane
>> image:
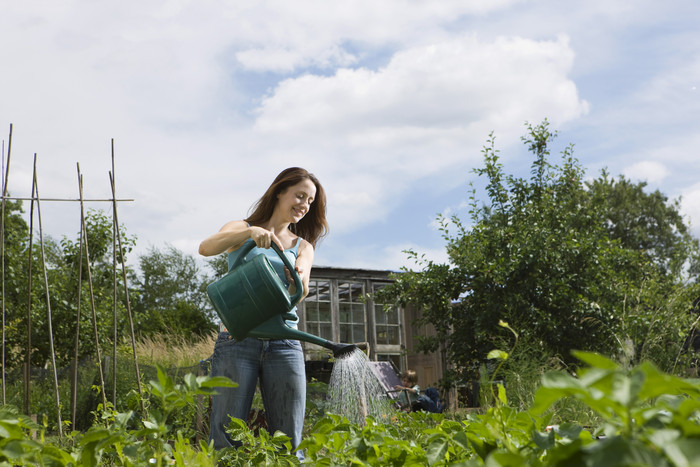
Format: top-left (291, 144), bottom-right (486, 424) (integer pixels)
top-left (339, 303), bottom-right (350, 323)
top-left (308, 307), bottom-right (319, 322)
top-left (320, 323), bottom-right (333, 339)
top-left (337, 281), bottom-right (367, 344)
top-left (375, 308), bottom-right (386, 325)
top-left (352, 304), bottom-right (364, 323)
top-left (305, 279), bottom-right (333, 340)
top-left (353, 324), bottom-right (365, 342)
top-left (386, 327), bottom-right (398, 345)
top-left (338, 283), bottom-right (350, 302)
top-left (318, 302), bottom-right (331, 321)
top-left (372, 283), bottom-right (401, 346)
top-left (340, 327), bottom-right (350, 343)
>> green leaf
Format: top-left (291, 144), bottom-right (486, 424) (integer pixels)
top-left (487, 350), bottom-right (509, 360)
top-left (426, 438), bottom-right (448, 465)
top-left (664, 438), bottom-right (700, 466)
top-left (199, 376), bottom-right (238, 389)
top-left (610, 369), bottom-right (645, 407)
top-left (0, 439), bottom-right (41, 460)
top-left (638, 362), bottom-right (700, 400)
top-left (496, 383), bottom-right (508, 405)
top-left (572, 351), bottom-right (619, 370)
top-left (485, 449), bottom-right (528, 466)
top-left (142, 420), bottom-right (158, 430)
top-left (583, 436), bottom-right (670, 467)
top-left (531, 429), bottom-right (555, 450)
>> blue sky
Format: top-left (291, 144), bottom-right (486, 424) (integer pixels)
top-left (1, 0), bottom-right (699, 272)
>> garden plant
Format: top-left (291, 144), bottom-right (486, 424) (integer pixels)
top-left (1, 347), bottom-right (699, 465)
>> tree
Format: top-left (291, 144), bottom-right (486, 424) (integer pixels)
top-left (1, 197), bottom-right (30, 369)
top-left (133, 245), bottom-right (216, 339)
top-left (2, 203), bottom-right (219, 370)
top-left (588, 173), bottom-right (700, 278)
top-left (378, 121), bottom-right (700, 387)
top-left (37, 209), bottom-right (136, 367)
top-left (0, 205), bottom-right (140, 369)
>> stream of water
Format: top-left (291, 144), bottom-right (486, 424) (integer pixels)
top-left (326, 348), bottom-right (394, 425)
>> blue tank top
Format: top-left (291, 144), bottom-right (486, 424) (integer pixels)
top-left (227, 237), bottom-right (302, 329)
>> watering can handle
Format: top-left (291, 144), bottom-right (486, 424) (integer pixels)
top-left (229, 240), bottom-right (305, 309)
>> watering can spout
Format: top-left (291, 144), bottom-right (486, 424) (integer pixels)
top-left (325, 341), bottom-right (358, 358)
top-left (248, 314), bottom-right (358, 357)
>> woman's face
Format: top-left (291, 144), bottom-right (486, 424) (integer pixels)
top-left (276, 178), bottom-right (317, 223)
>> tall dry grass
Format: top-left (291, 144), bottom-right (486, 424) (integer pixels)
top-left (127, 332), bottom-right (218, 368)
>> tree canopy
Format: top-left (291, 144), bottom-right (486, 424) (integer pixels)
top-left (134, 244), bottom-right (216, 338)
top-left (2, 203), bottom-right (218, 370)
top-left (378, 121), bottom-right (700, 385)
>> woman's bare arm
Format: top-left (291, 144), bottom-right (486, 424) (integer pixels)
top-left (292, 239), bottom-right (315, 300)
top-left (199, 221), bottom-right (284, 256)
top-left (198, 220), bottom-right (252, 256)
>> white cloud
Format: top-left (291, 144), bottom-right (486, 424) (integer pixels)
top-left (1, 29), bottom-right (589, 263)
top-left (680, 183), bottom-right (700, 239)
top-left (12, 0), bottom-right (694, 272)
top-left (226, 0), bottom-right (527, 72)
top-left (251, 34), bottom-right (588, 232)
top-left (623, 161), bottom-right (670, 184)
top-left (317, 241), bottom-right (450, 272)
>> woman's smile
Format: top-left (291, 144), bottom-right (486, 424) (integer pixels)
top-left (277, 179), bottom-right (316, 223)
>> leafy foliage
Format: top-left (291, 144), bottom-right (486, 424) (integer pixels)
top-left (134, 245), bottom-right (217, 339)
top-left (2, 206), bottom-right (218, 370)
top-left (1, 197), bottom-right (30, 368)
top-left (378, 121), bottom-right (700, 386)
top-left (1, 366), bottom-right (235, 466)
top-left (1, 353), bottom-right (699, 465)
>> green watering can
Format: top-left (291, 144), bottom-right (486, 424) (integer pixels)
top-left (206, 241), bottom-right (357, 357)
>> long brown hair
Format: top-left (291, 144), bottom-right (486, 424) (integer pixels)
top-left (246, 167), bottom-right (328, 247)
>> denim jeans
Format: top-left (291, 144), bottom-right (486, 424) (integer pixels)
top-left (209, 334), bottom-right (306, 459)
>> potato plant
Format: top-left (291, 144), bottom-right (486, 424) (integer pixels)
top-left (1, 353), bottom-right (699, 466)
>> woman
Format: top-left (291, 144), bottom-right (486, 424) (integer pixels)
top-left (199, 167), bottom-right (328, 458)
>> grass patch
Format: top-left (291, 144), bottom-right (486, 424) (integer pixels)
top-left (125, 332), bottom-right (217, 368)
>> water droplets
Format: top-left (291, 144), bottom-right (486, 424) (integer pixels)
top-left (326, 348), bottom-right (394, 425)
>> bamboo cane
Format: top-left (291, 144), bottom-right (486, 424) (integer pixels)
top-left (1, 123), bottom-right (12, 404)
top-left (77, 165), bottom-right (107, 408)
top-left (70, 199), bottom-right (85, 428)
top-left (24, 155), bottom-right (35, 416)
top-left (33, 155), bottom-right (63, 437)
top-left (110, 167), bottom-right (145, 414)
top-left (111, 144), bottom-right (117, 407)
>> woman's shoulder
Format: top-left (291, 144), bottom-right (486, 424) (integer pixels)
top-left (220, 219), bottom-right (249, 231)
top-left (297, 236), bottom-right (314, 251)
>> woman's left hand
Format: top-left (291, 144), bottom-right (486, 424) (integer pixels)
top-left (285, 266), bottom-right (304, 293)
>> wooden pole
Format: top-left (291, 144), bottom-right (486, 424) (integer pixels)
top-left (24, 154), bottom-right (36, 416)
top-left (109, 160), bottom-right (145, 414)
top-left (70, 198), bottom-right (85, 428)
top-left (111, 141), bottom-right (117, 407)
top-left (1, 123), bottom-right (13, 404)
top-left (33, 155), bottom-right (63, 437)
top-left (77, 164), bottom-right (107, 409)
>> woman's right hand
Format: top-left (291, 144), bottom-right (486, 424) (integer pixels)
top-left (249, 226), bottom-right (282, 250)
